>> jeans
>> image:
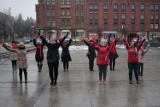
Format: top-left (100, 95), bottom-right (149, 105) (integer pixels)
top-left (128, 63), bottom-right (139, 81)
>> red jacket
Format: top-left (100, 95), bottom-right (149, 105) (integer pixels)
top-left (123, 38), bottom-right (145, 63)
top-left (94, 45), bottom-right (110, 65)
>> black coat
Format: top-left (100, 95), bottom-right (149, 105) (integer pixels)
top-left (33, 39), bottom-right (44, 62)
top-left (61, 39), bottom-right (72, 62)
top-left (84, 40), bottom-right (96, 59)
top-left (41, 35), bottom-right (68, 63)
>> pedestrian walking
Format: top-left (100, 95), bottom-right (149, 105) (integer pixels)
top-left (122, 35), bottom-right (146, 84)
top-left (2, 41), bottom-right (37, 84)
top-left (61, 38), bottom-right (72, 72)
top-left (40, 32), bottom-right (69, 85)
top-left (10, 41), bottom-right (18, 73)
top-left (84, 38), bottom-right (96, 71)
top-left (108, 34), bottom-right (118, 71)
top-left (33, 35), bottom-right (44, 72)
top-left (93, 38), bottom-right (110, 85)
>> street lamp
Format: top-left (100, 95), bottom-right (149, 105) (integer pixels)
top-left (122, 25), bottom-right (127, 36)
top-left (31, 26), bottom-right (35, 39)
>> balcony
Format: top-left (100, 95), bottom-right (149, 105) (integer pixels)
top-left (60, 5), bottom-right (71, 8)
top-left (60, 15), bottom-right (71, 18)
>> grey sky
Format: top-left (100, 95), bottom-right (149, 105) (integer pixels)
top-left (0, 0), bottom-right (38, 20)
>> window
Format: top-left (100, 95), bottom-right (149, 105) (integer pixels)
top-left (66, 0), bottom-right (70, 5)
top-left (150, 4), bottom-right (154, 10)
top-left (47, 0), bottom-right (50, 5)
top-left (104, 13), bottom-right (108, 20)
top-left (155, 13), bottom-right (159, 20)
top-left (122, 23), bottom-right (126, 28)
top-left (95, 23), bottom-right (98, 30)
top-left (61, 0), bottom-right (65, 5)
top-left (76, 19), bottom-right (79, 28)
top-left (141, 4), bottom-right (145, 10)
top-left (131, 23), bottom-right (135, 30)
top-left (150, 13), bottom-right (154, 20)
top-left (62, 9), bottom-right (65, 15)
top-left (155, 23), bottom-right (159, 29)
top-left (47, 10), bottom-right (50, 16)
top-left (76, 0), bottom-right (79, 5)
top-left (95, 4), bottom-right (98, 10)
top-left (52, 0), bottom-right (55, 5)
top-left (140, 23), bottom-right (145, 30)
top-left (122, 13), bottom-right (126, 20)
top-left (61, 19), bottom-right (65, 27)
top-left (52, 10), bottom-right (55, 16)
top-left (76, 11), bottom-right (79, 16)
top-left (141, 13), bottom-right (144, 20)
top-left (104, 23), bottom-right (108, 30)
top-left (122, 3), bottom-right (126, 10)
top-left (131, 4), bottom-right (135, 10)
top-left (47, 20), bottom-right (50, 27)
top-left (81, 10), bottom-right (84, 16)
top-left (81, 19), bottom-right (84, 27)
top-left (66, 19), bottom-right (70, 26)
top-left (114, 23), bottom-right (118, 31)
top-left (104, 4), bottom-right (108, 10)
top-left (131, 13), bottom-right (135, 20)
top-left (67, 9), bottom-right (70, 15)
top-left (89, 13), bottom-right (93, 19)
top-left (155, 4), bottom-right (159, 10)
top-left (90, 23), bottom-right (93, 30)
top-left (90, 4), bottom-right (93, 9)
top-left (95, 13), bottom-right (98, 19)
top-left (81, 0), bottom-right (84, 5)
top-left (52, 21), bottom-right (55, 27)
top-left (150, 23), bottom-right (154, 29)
top-left (114, 13), bottom-right (118, 20)
top-left (114, 3), bottom-right (118, 10)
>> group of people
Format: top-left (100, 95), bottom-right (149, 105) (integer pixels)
top-left (1, 32), bottom-right (149, 85)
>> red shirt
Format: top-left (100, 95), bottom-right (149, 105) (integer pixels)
top-left (127, 49), bottom-right (138, 63)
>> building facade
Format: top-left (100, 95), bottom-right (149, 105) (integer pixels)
top-left (36, 0), bottom-right (160, 39)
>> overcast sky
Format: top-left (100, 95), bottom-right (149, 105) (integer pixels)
top-left (0, 0), bottom-right (38, 20)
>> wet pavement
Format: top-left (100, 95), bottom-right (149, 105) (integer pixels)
top-left (0, 47), bottom-right (160, 107)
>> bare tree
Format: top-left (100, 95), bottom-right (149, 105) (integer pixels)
top-left (0, 8), bottom-right (14, 41)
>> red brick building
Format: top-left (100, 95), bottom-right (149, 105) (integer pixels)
top-left (36, 0), bottom-right (160, 39)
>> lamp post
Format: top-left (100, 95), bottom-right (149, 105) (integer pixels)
top-left (122, 25), bottom-right (127, 37)
top-left (31, 26), bottom-right (35, 39)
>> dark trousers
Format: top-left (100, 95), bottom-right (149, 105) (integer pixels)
top-left (138, 63), bottom-right (144, 75)
top-left (110, 59), bottom-right (115, 70)
top-left (89, 58), bottom-right (94, 70)
top-left (63, 61), bottom-right (69, 70)
top-left (47, 61), bottom-right (59, 83)
top-left (19, 68), bottom-right (27, 82)
top-left (128, 63), bottom-right (139, 81)
top-left (11, 60), bottom-right (17, 71)
top-left (98, 64), bottom-right (108, 81)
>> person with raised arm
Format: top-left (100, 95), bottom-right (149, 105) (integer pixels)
top-left (61, 38), bottom-right (72, 72)
top-left (33, 35), bottom-right (44, 72)
top-left (2, 41), bottom-right (37, 84)
top-left (108, 34), bottom-right (118, 71)
top-left (122, 34), bottom-right (146, 84)
top-left (92, 37), bottom-right (110, 85)
top-left (40, 32), bottom-right (69, 85)
top-left (84, 38), bottom-right (96, 71)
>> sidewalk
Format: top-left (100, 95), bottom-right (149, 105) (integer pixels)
top-left (0, 47), bottom-right (160, 107)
